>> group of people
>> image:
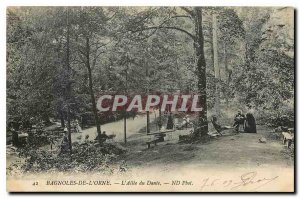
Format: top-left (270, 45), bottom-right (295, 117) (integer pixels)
top-left (63, 119), bottom-right (82, 134)
top-left (211, 110), bottom-right (257, 135)
top-left (233, 110), bottom-right (257, 133)
top-left (159, 113), bottom-right (192, 131)
top-left (174, 115), bottom-right (192, 130)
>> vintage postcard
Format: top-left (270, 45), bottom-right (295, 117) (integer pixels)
top-left (6, 6), bottom-right (294, 192)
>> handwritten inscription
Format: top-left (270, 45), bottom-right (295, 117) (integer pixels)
top-left (199, 171), bottom-right (279, 191)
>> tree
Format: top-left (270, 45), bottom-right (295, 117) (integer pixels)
top-left (65, 7), bottom-right (72, 151)
top-left (212, 14), bottom-right (220, 116)
top-left (129, 7), bottom-right (209, 137)
top-left (70, 7), bottom-right (118, 142)
top-left (217, 8), bottom-right (245, 105)
top-left (7, 7), bottom-right (67, 126)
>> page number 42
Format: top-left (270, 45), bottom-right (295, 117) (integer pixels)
top-left (32, 182), bottom-right (39, 186)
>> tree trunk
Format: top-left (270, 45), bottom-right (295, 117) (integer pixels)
top-left (146, 111), bottom-right (150, 134)
top-left (145, 62), bottom-right (150, 134)
top-left (223, 43), bottom-right (230, 84)
top-left (66, 8), bottom-right (72, 152)
top-left (212, 14), bottom-right (220, 116)
top-left (124, 61), bottom-right (128, 143)
top-left (223, 42), bottom-right (231, 106)
top-left (194, 8), bottom-right (208, 137)
top-left (85, 37), bottom-right (101, 142)
top-left (124, 113), bottom-right (127, 144)
top-left (66, 106), bottom-right (72, 151)
top-left (60, 111), bottom-right (65, 128)
top-left (158, 107), bottom-right (162, 130)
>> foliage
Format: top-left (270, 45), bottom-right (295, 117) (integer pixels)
top-left (7, 6), bottom-right (294, 133)
top-left (8, 142), bottom-right (126, 174)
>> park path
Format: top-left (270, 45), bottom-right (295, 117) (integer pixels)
top-left (122, 125), bottom-right (293, 169)
top-left (72, 111), bottom-right (157, 142)
top-left (72, 114), bottom-right (293, 169)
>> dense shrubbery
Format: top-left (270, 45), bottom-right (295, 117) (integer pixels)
top-left (27, 133), bottom-right (51, 148)
top-left (255, 103), bottom-right (294, 128)
top-left (8, 142), bottom-right (126, 174)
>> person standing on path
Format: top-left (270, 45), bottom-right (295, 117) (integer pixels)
top-left (233, 110), bottom-right (245, 132)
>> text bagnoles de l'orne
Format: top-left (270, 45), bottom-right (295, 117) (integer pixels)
top-left (96, 94), bottom-right (203, 112)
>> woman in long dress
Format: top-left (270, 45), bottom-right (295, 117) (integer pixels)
top-left (244, 113), bottom-right (257, 133)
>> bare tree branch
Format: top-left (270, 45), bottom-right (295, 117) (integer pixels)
top-left (91, 50), bottom-right (106, 69)
top-left (180, 7), bottom-right (194, 16)
top-left (171, 15), bottom-right (192, 20)
top-left (133, 26), bottom-right (196, 41)
top-left (77, 47), bottom-right (87, 58)
top-left (127, 8), bottom-right (195, 41)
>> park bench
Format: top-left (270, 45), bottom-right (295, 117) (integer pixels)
top-left (146, 139), bottom-right (158, 149)
top-left (146, 133), bottom-right (166, 149)
top-left (282, 131), bottom-right (294, 148)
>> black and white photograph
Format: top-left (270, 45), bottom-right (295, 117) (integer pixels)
top-left (5, 5), bottom-right (294, 192)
